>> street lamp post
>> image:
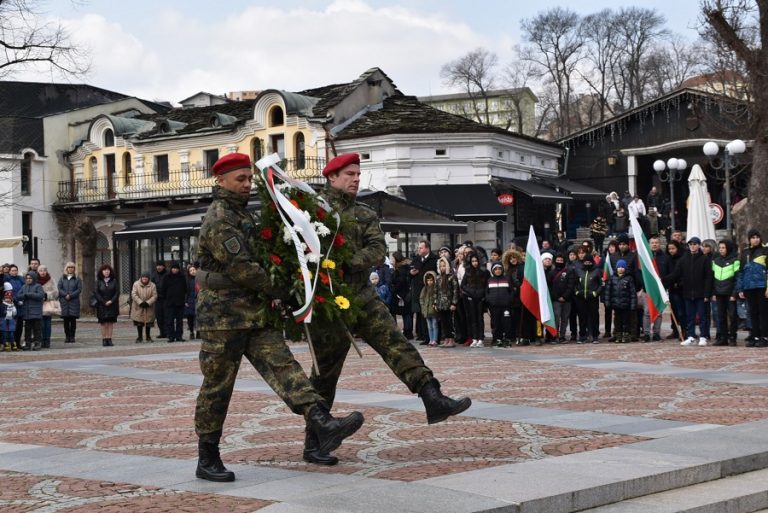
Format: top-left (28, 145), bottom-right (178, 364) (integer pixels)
top-left (653, 158), bottom-right (687, 232)
top-left (703, 139), bottom-right (746, 236)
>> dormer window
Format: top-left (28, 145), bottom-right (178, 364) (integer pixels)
top-left (269, 106), bottom-right (284, 127)
top-left (103, 129), bottom-right (115, 147)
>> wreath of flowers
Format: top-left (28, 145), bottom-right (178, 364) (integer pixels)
top-left (252, 171), bottom-right (363, 337)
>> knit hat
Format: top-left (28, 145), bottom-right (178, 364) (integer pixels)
top-left (583, 255), bottom-right (594, 265)
top-left (170, 261), bottom-right (181, 270)
top-left (541, 252), bottom-right (553, 262)
top-left (617, 233), bottom-right (629, 244)
top-left (748, 228), bottom-right (761, 239)
top-left (616, 259), bottom-right (627, 269)
top-left (491, 262), bottom-right (504, 273)
top-left (3, 282), bottom-right (11, 292)
top-left (439, 246), bottom-right (451, 254)
top-left (369, 272), bottom-right (379, 281)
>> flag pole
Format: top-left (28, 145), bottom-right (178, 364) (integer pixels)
top-left (668, 304), bottom-right (685, 342)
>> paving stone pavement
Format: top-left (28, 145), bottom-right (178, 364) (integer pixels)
top-left (2, 318), bottom-right (768, 512)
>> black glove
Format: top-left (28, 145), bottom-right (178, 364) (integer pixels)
top-left (140, 301), bottom-right (149, 308)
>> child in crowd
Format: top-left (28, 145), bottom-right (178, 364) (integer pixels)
top-left (370, 272), bottom-right (392, 307)
top-left (435, 257), bottom-right (459, 348)
top-left (419, 271), bottom-right (439, 346)
top-left (486, 262), bottom-right (516, 347)
top-left (606, 259), bottom-right (637, 343)
top-left (1, 290), bottom-right (17, 351)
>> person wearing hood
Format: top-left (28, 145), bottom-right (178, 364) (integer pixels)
top-left (736, 228), bottom-right (768, 347)
top-left (131, 272), bottom-right (158, 343)
top-left (665, 240), bottom-right (687, 340)
top-left (549, 253), bottom-right (576, 343)
top-left (1, 289), bottom-right (17, 351)
top-left (712, 239), bottom-right (740, 346)
top-left (435, 256), bottom-right (459, 347)
top-left (18, 272), bottom-right (44, 350)
top-left (486, 261), bottom-right (516, 347)
top-left (159, 261), bottom-right (188, 343)
top-left (419, 271), bottom-right (439, 346)
top-left (606, 259), bottom-right (637, 343)
top-left (6, 264), bottom-right (24, 347)
top-left (573, 255), bottom-right (603, 343)
top-left (461, 252), bottom-right (490, 347)
top-left (57, 262), bottom-right (82, 344)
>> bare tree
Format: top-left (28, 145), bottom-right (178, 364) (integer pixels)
top-left (643, 36), bottom-right (707, 98)
top-left (578, 9), bottom-right (622, 122)
top-left (500, 50), bottom-right (538, 133)
top-left (520, 7), bottom-right (585, 138)
top-left (702, 0), bottom-right (768, 234)
top-left (0, 0), bottom-right (89, 79)
top-left (440, 47), bottom-right (498, 125)
top-left (613, 7), bottom-right (669, 109)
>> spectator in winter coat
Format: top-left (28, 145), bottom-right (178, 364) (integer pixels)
top-left (18, 272), bottom-right (44, 350)
top-left (712, 239), bottom-right (740, 346)
top-left (610, 233), bottom-right (640, 341)
top-left (391, 252), bottom-right (413, 339)
top-left (664, 237), bottom-right (714, 347)
top-left (461, 254), bottom-right (489, 347)
top-left (601, 240), bottom-right (619, 339)
top-left (606, 260), bottom-right (637, 343)
top-left (549, 253), bottom-right (576, 342)
top-left (1, 290), bottom-right (17, 351)
top-left (95, 264), bottom-right (120, 347)
top-left (665, 241), bottom-right (687, 340)
top-left (736, 228), bottom-right (768, 347)
top-left (590, 216), bottom-right (608, 254)
top-left (131, 272), bottom-right (157, 343)
top-left (57, 262), bottom-right (82, 344)
top-left (159, 261), bottom-right (188, 342)
top-left (435, 257), bottom-right (459, 348)
top-left (370, 272), bottom-right (392, 307)
top-left (573, 255), bottom-right (603, 343)
top-left (410, 240), bottom-right (438, 343)
top-left (37, 265), bottom-right (57, 349)
top-left (150, 261), bottom-right (168, 338)
top-left (419, 271), bottom-right (439, 347)
top-left (486, 262), bottom-right (516, 347)
top-left (6, 265), bottom-right (24, 346)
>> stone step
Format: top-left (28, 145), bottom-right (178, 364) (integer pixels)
top-left (422, 419), bottom-right (768, 513)
top-left (577, 467), bottom-right (768, 513)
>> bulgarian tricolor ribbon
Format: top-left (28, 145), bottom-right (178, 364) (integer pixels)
top-left (255, 153), bottom-right (325, 323)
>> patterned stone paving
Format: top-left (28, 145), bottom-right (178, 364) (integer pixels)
top-left (3, 319), bottom-right (768, 510)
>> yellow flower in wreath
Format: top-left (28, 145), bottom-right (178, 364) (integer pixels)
top-left (334, 295), bottom-right (350, 309)
top-left (321, 259), bottom-right (336, 270)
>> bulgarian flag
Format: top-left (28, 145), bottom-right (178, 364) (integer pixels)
top-left (521, 225), bottom-right (557, 336)
top-left (629, 212), bottom-right (669, 322)
top-left (602, 249), bottom-right (613, 282)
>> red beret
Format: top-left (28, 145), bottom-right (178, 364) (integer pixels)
top-left (322, 153), bottom-right (360, 177)
top-left (212, 152), bottom-right (251, 176)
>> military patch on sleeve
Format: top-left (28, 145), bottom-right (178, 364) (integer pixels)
top-left (224, 236), bottom-right (242, 254)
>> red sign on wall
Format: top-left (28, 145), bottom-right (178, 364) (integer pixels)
top-left (497, 193), bottom-right (514, 206)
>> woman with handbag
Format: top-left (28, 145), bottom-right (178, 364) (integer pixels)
top-left (57, 262), bottom-right (82, 344)
top-left (37, 264), bottom-right (59, 348)
top-left (95, 264), bottom-right (119, 347)
top-left (130, 272), bottom-right (157, 343)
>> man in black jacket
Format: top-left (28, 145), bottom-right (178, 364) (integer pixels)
top-left (548, 253), bottom-right (576, 342)
top-left (151, 261), bottom-right (168, 338)
top-left (160, 262), bottom-right (187, 342)
top-left (664, 237), bottom-right (713, 346)
top-left (609, 234), bottom-right (640, 340)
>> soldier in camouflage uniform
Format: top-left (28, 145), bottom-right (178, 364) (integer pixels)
top-left (193, 152), bottom-right (364, 482)
top-left (303, 153), bottom-right (472, 466)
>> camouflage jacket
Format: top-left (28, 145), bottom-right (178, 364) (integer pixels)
top-left (196, 187), bottom-right (273, 331)
top-left (320, 186), bottom-right (386, 296)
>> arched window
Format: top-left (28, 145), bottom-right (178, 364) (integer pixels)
top-left (269, 106), bottom-right (284, 127)
top-left (294, 132), bottom-right (305, 170)
top-left (122, 152), bottom-right (132, 185)
top-left (20, 152), bottom-right (33, 196)
top-left (104, 128), bottom-right (115, 147)
top-left (251, 137), bottom-right (263, 163)
top-left (88, 156), bottom-right (98, 185)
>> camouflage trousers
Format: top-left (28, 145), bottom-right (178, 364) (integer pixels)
top-left (309, 291), bottom-right (434, 407)
top-left (194, 328), bottom-right (323, 441)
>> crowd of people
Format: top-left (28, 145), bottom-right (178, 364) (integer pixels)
top-left (0, 258), bottom-right (200, 350)
top-left (372, 227), bottom-right (768, 349)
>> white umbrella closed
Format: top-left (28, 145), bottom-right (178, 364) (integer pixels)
top-left (686, 164), bottom-right (716, 242)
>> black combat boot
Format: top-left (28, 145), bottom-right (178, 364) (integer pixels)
top-left (302, 428), bottom-right (339, 466)
top-left (305, 403), bottom-right (364, 457)
top-left (419, 378), bottom-right (471, 424)
top-left (196, 440), bottom-right (235, 482)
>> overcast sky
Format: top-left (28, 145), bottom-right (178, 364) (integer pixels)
top-left (22, 0), bottom-right (705, 104)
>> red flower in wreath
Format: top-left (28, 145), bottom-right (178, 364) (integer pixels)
top-left (270, 254), bottom-right (282, 265)
top-left (333, 234), bottom-right (346, 248)
top-left (314, 294), bottom-right (326, 303)
top-left (319, 272), bottom-right (330, 285)
top-left (261, 227), bottom-right (273, 240)
top-left (289, 199), bottom-right (300, 209)
top-left (316, 207), bottom-right (326, 221)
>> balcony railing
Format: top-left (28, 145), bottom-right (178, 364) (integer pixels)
top-left (56, 157), bottom-right (327, 204)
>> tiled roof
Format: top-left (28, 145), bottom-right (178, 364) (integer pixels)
top-left (0, 81), bottom-right (129, 117)
top-left (0, 116), bottom-right (43, 154)
top-left (132, 100), bottom-right (256, 139)
top-left (336, 95), bottom-right (561, 147)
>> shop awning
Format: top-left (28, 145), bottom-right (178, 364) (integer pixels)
top-left (491, 177), bottom-right (572, 202)
top-left (0, 236), bottom-right (24, 248)
top-left (534, 177), bottom-right (608, 200)
top-left (358, 190), bottom-right (468, 233)
top-left (400, 184), bottom-right (507, 222)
